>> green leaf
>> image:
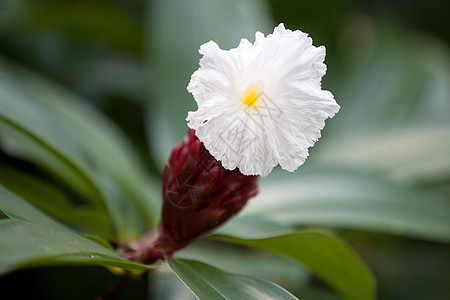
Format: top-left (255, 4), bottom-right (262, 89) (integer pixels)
top-left (0, 219), bottom-right (149, 276)
top-left (0, 184), bottom-right (63, 229)
top-left (212, 230), bottom-right (376, 300)
top-left (0, 164), bottom-right (113, 238)
top-left (150, 270), bottom-right (198, 300)
top-left (0, 55), bottom-right (160, 239)
top-left (314, 26), bottom-right (450, 184)
top-left (314, 124), bottom-right (450, 184)
top-left (0, 185), bottom-right (150, 275)
top-left (167, 258), bottom-right (298, 300)
top-left (328, 28), bottom-right (450, 133)
top-left (0, 98), bottom-right (103, 208)
top-left (176, 241), bottom-right (309, 288)
top-left (146, 0), bottom-right (272, 167)
top-left (242, 171), bottom-right (450, 242)
top-left (17, 67), bottom-right (161, 228)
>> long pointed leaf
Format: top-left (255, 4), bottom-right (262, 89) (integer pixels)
top-left (0, 165), bottom-right (113, 237)
top-left (242, 171), bottom-right (450, 242)
top-left (0, 219), bottom-right (149, 275)
top-left (0, 56), bottom-right (160, 239)
top-left (167, 258), bottom-right (298, 300)
top-left (212, 230), bottom-right (376, 300)
top-left (0, 185), bottom-right (150, 275)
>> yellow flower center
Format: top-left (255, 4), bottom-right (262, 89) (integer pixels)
top-left (241, 86), bottom-right (262, 107)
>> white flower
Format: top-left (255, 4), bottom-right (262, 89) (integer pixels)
top-left (186, 23), bottom-right (340, 177)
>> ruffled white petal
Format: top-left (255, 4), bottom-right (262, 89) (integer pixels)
top-left (186, 23), bottom-right (340, 177)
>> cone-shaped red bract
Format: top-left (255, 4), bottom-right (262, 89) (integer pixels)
top-left (139, 129), bottom-right (258, 264)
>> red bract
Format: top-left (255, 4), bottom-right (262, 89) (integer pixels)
top-left (136, 129), bottom-right (258, 264)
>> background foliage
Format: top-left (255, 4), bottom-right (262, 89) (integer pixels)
top-left (0, 0), bottom-right (449, 299)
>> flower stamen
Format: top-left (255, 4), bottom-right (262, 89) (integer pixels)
top-left (241, 85), bottom-right (262, 108)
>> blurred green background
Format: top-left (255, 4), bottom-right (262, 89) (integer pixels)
top-left (0, 0), bottom-right (449, 299)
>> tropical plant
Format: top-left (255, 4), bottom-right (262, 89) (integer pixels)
top-left (0, 0), bottom-right (449, 299)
